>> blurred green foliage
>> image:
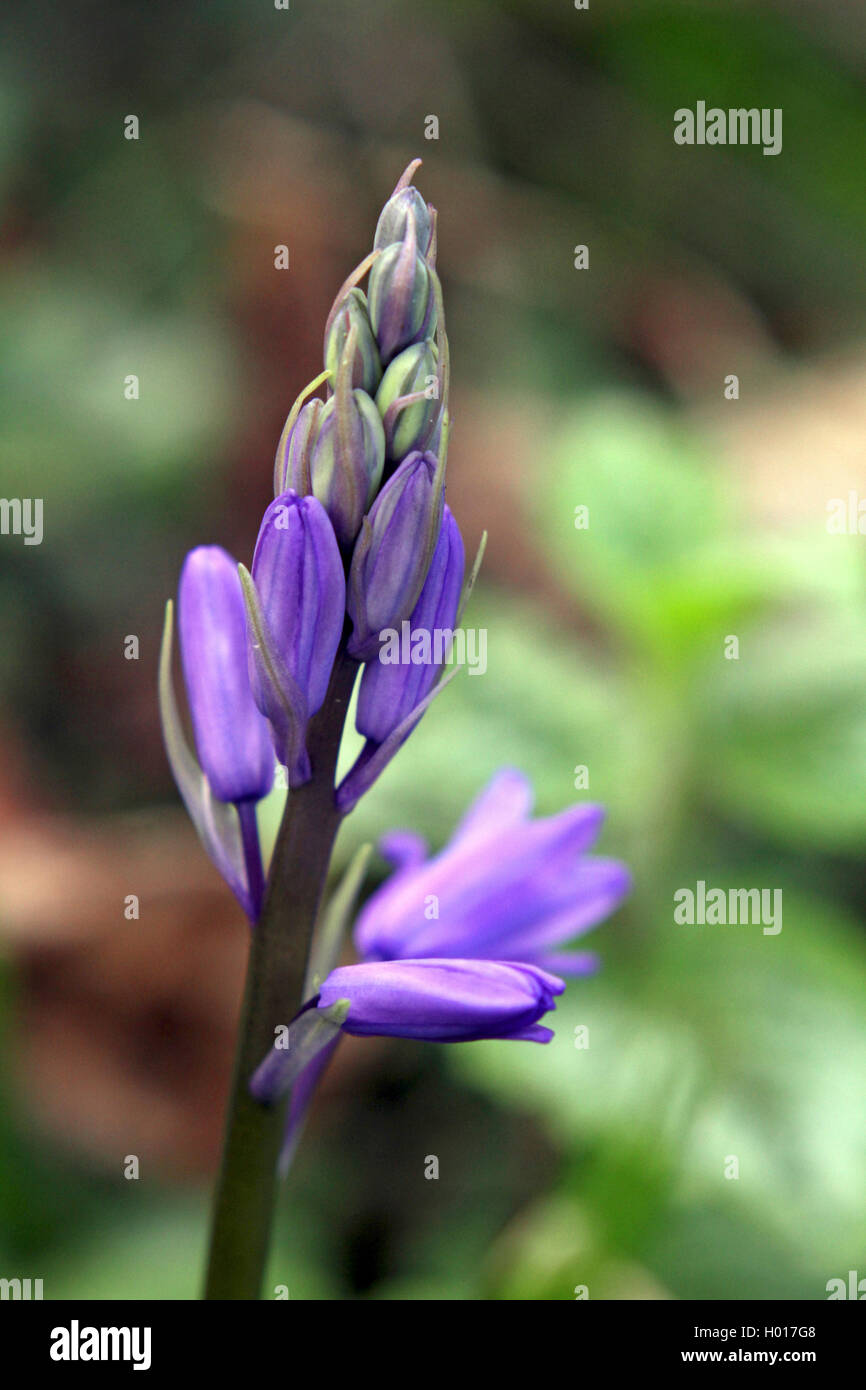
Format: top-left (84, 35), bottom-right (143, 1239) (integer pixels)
top-left (321, 392), bottom-right (866, 1299)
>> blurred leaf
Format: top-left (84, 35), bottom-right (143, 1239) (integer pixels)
top-left (0, 271), bottom-right (238, 510)
top-left (486, 1194), bottom-right (671, 1301)
top-left (540, 397), bottom-right (774, 666)
top-left (702, 606), bottom-right (866, 850)
top-left (454, 885), bottom-right (866, 1298)
top-left (44, 1204), bottom-right (207, 1301)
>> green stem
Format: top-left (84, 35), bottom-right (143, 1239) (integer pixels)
top-left (203, 651), bottom-right (357, 1300)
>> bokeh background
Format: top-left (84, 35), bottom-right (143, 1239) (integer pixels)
top-left (2, 0), bottom-right (866, 1300)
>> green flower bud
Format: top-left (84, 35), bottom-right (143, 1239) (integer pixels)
top-left (275, 397), bottom-right (323, 496)
top-left (324, 288), bottom-right (382, 396)
top-left (309, 388), bottom-right (385, 547)
top-left (374, 187), bottom-right (433, 256)
top-left (375, 340), bottom-right (440, 461)
top-left (368, 216), bottom-right (437, 364)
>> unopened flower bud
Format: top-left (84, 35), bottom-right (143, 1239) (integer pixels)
top-left (275, 397), bottom-right (323, 496)
top-left (177, 547), bottom-right (273, 804)
top-left (375, 339), bottom-right (440, 461)
top-left (250, 958), bottom-right (566, 1101)
top-left (248, 493), bottom-right (345, 777)
top-left (324, 288), bottom-right (382, 396)
top-left (308, 385), bottom-right (385, 547)
top-left (367, 216), bottom-right (436, 364)
top-left (356, 506), bottom-right (464, 744)
top-left (374, 186), bottom-right (433, 256)
top-left (318, 959), bottom-right (565, 1043)
top-left (347, 450), bottom-right (445, 661)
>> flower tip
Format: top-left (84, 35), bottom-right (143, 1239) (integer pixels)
top-left (378, 829), bottom-right (429, 872)
top-left (564, 800), bottom-right (607, 846)
top-left (614, 862), bottom-right (634, 898)
top-left (393, 157), bottom-right (423, 194)
top-left (521, 1024), bottom-right (556, 1045)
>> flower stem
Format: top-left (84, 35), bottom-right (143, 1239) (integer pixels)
top-left (237, 800), bottom-right (266, 922)
top-left (203, 651), bottom-right (358, 1300)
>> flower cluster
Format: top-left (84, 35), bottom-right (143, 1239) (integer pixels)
top-left (159, 161), bottom-right (464, 920)
top-left (158, 162), bottom-right (630, 1127)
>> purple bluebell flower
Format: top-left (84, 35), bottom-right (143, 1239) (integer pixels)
top-left (367, 213), bottom-right (436, 364)
top-left (347, 450), bottom-right (445, 662)
top-left (251, 768), bottom-right (627, 1152)
top-left (355, 505), bottom-right (464, 745)
top-left (159, 548), bottom-right (272, 920)
top-left (177, 547), bottom-right (274, 805)
top-left (353, 769), bottom-right (631, 974)
top-left (246, 491), bottom-right (345, 783)
top-left (324, 288), bottom-right (382, 396)
top-left (251, 959), bottom-right (565, 1101)
top-left (318, 959), bottom-right (564, 1042)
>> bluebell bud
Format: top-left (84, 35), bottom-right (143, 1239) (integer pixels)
top-left (251, 959), bottom-right (566, 1101)
top-left (177, 546), bottom-right (274, 804)
top-left (318, 959), bottom-right (564, 1043)
top-left (374, 186), bottom-right (433, 257)
top-left (248, 492), bottom-right (345, 778)
top-left (324, 288), bottom-right (381, 396)
top-left (367, 215), bottom-right (436, 364)
top-left (308, 383), bottom-right (385, 547)
top-left (274, 397), bottom-right (323, 496)
top-left (375, 339), bottom-right (440, 461)
top-left (347, 450), bottom-right (445, 661)
top-left (356, 506), bottom-right (464, 744)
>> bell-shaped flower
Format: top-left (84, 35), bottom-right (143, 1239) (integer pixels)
top-left (250, 958), bottom-right (566, 1103)
top-left (353, 769), bottom-right (631, 974)
top-left (319, 958), bottom-right (563, 1042)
